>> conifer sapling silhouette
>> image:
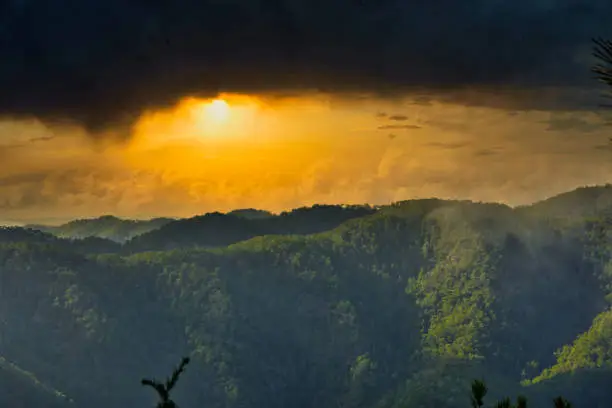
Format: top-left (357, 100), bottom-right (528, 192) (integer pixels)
top-left (553, 396), bottom-right (572, 408)
top-left (471, 379), bottom-right (571, 408)
top-left (470, 379), bottom-right (487, 408)
top-left (141, 357), bottom-right (190, 408)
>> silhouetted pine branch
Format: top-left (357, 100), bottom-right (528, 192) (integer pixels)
top-left (593, 38), bottom-right (612, 78)
top-left (592, 37), bottom-right (612, 104)
top-left (141, 357), bottom-right (190, 408)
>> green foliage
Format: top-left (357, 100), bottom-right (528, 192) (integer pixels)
top-left (407, 213), bottom-right (498, 359)
top-left (531, 309), bottom-right (612, 382)
top-left (3, 188), bottom-right (612, 407)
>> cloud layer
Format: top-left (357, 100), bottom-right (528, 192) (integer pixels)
top-left (1, 99), bottom-right (612, 224)
top-left (1, 0), bottom-right (611, 130)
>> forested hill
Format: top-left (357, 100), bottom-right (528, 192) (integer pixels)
top-left (123, 204), bottom-right (377, 252)
top-left (4, 186), bottom-right (612, 408)
top-left (0, 357), bottom-right (72, 408)
top-left (26, 216), bottom-right (174, 243)
top-left (25, 205), bottom-right (376, 252)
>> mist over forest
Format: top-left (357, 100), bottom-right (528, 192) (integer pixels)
top-left (3, 186), bottom-right (612, 407)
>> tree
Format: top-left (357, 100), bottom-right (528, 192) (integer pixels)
top-left (470, 379), bottom-right (487, 408)
top-left (592, 38), bottom-right (612, 102)
top-left (470, 380), bottom-right (570, 408)
top-left (141, 357), bottom-right (190, 408)
top-left (552, 396), bottom-right (572, 408)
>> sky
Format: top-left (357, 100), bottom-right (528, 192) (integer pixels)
top-left (2, 0), bottom-right (612, 224)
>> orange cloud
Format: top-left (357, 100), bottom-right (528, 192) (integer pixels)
top-left (0, 94), bottom-right (612, 224)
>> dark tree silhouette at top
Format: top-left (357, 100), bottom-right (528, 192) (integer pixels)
top-left (592, 38), bottom-right (612, 104)
top-left (553, 396), bottom-right (572, 408)
top-left (141, 357), bottom-right (190, 408)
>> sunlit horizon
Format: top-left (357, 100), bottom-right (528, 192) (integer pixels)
top-left (0, 89), bottom-right (612, 224)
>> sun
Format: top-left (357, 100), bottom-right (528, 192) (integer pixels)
top-left (131, 94), bottom-right (275, 146)
top-left (203, 99), bottom-right (231, 123)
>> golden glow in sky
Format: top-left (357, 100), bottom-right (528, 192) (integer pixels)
top-left (194, 98), bottom-right (234, 136)
top-left (0, 91), bottom-right (612, 224)
top-left (204, 99), bottom-right (231, 123)
top-left (131, 94), bottom-right (282, 147)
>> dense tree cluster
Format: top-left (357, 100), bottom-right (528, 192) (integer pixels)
top-left (3, 188), bottom-right (612, 407)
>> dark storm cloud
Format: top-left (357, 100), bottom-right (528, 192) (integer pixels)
top-left (388, 115), bottom-right (408, 121)
top-left (1, 0), bottom-right (611, 131)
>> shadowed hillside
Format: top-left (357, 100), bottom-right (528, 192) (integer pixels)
top-left (3, 187), bottom-right (612, 407)
top-left (123, 204), bottom-right (377, 253)
top-left (0, 356), bottom-right (73, 408)
top-left (27, 216), bottom-right (174, 243)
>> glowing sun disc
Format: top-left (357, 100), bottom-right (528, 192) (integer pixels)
top-left (204, 99), bottom-right (231, 122)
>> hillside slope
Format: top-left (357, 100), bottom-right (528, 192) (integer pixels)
top-left (0, 356), bottom-right (72, 408)
top-left (123, 204), bottom-right (376, 252)
top-left (27, 216), bottom-right (174, 243)
top-left (4, 187), bottom-right (612, 407)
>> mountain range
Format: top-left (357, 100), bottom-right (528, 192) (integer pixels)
top-left (4, 185), bottom-right (612, 407)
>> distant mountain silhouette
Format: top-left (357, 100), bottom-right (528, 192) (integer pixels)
top-left (226, 209), bottom-right (274, 219)
top-left (123, 204), bottom-right (376, 252)
top-left (27, 216), bottom-right (174, 243)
